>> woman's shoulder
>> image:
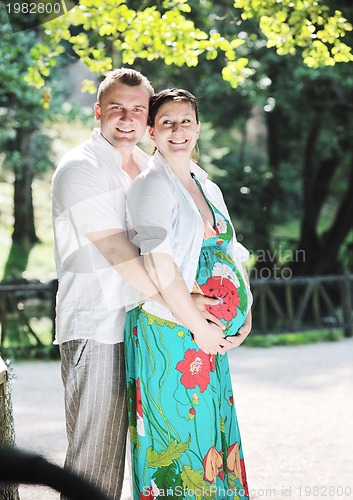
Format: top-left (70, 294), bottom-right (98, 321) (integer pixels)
top-left (136, 166), bottom-right (170, 187)
top-left (128, 165), bottom-right (173, 201)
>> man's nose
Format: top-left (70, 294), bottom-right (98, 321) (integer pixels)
top-left (121, 109), bottom-right (132, 121)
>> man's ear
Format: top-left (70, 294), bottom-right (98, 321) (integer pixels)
top-left (148, 125), bottom-right (155, 141)
top-left (94, 102), bottom-right (101, 121)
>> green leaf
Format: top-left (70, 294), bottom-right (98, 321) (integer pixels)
top-left (180, 466), bottom-right (216, 500)
top-left (129, 425), bottom-right (140, 448)
top-left (147, 438), bottom-right (190, 468)
top-left (81, 79), bottom-right (97, 95)
top-left (146, 313), bottom-right (178, 329)
top-left (152, 463), bottom-right (183, 498)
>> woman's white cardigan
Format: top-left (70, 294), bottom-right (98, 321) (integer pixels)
top-left (126, 151), bottom-right (252, 322)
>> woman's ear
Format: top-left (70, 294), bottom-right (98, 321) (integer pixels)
top-left (197, 121), bottom-right (201, 136)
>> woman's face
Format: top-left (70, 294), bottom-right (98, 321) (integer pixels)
top-left (149, 99), bottom-right (200, 159)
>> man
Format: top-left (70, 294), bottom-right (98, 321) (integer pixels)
top-left (52, 68), bottom-right (227, 499)
top-left (52, 69), bottom-right (157, 499)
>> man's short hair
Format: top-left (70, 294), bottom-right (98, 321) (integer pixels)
top-left (97, 68), bottom-right (154, 103)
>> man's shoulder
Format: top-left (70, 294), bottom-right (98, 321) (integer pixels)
top-left (53, 133), bottom-right (112, 188)
top-left (57, 137), bottom-right (98, 170)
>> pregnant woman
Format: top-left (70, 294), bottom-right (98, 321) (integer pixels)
top-left (125, 88), bottom-right (252, 500)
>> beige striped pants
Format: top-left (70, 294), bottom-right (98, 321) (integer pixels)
top-left (60, 340), bottom-right (128, 500)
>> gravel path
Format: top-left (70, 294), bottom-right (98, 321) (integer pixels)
top-left (10, 337), bottom-right (353, 500)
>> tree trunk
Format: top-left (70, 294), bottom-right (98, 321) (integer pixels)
top-left (252, 101), bottom-right (281, 274)
top-left (318, 152), bottom-right (353, 274)
top-left (12, 128), bottom-right (38, 246)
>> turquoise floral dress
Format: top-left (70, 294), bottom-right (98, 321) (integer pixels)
top-left (125, 185), bottom-right (250, 500)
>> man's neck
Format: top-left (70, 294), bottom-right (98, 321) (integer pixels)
top-left (99, 131), bottom-right (140, 180)
top-left (120, 150), bottom-right (140, 180)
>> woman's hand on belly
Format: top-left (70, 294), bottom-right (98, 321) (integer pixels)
top-left (191, 293), bottom-right (226, 331)
top-left (222, 309), bottom-right (252, 351)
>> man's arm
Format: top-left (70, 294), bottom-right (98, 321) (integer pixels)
top-left (86, 228), bottom-right (165, 306)
top-left (143, 251), bottom-right (226, 354)
top-left (88, 229), bottom-right (226, 353)
top-left (87, 228), bottom-right (225, 330)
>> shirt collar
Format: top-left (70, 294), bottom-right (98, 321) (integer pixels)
top-left (91, 128), bottom-right (149, 173)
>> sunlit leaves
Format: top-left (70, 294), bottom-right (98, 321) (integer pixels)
top-left (120, 7), bottom-right (208, 67)
top-left (81, 79), bottom-right (98, 94)
top-left (222, 58), bottom-right (253, 88)
top-left (234, 0), bottom-right (353, 67)
top-left (26, 0), bottom-right (353, 92)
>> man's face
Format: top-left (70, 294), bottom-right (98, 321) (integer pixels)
top-left (94, 82), bottom-right (150, 151)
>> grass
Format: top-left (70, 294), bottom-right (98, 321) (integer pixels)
top-left (0, 176), bottom-right (56, 282)
top-left (245, 328), bottom-right (344, 348)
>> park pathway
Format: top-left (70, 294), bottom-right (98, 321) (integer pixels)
top-left (10, 337), bottom-right (353, 500)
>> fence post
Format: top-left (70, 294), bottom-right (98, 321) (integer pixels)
top-left (0, 357), bottom-right (20, 500)
top-left (340, 271), bottom-right (353, 338)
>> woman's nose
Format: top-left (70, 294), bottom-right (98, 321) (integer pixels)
top-left (172, 122), bottom-right (182, 133)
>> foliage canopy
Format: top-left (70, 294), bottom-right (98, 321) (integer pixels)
top-left (26, 0), bottom-right (353, 90)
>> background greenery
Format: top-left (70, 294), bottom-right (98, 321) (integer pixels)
top-left (1, 0), bottom-right (353, 354)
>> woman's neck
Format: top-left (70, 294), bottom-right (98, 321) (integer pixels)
top-left (159, 150), bottom-right (193, 187)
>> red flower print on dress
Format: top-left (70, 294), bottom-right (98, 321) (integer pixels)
top-left (240, 458), bottom-right (250, 498)
top-left (203, 446), bottom-right (224, 483)
top-left (135, 378), bottom-right (145, 436)
top-left (133, 326), bottom-right (138, 346)
top-left (200, 276), bottom-right (240, 322)
top-left (176, 349), bottom-right (215, 393)
top-left (188, 407), bottom-right (196, 419)
top-left (136, 378), bottom-right (143, 418)
top-left (227, 442), bottom-right (241, 478)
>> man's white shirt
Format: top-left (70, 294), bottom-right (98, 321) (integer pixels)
top-left (52, 129), bottom-right (149, 344)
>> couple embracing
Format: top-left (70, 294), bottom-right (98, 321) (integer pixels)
top-left (52, 68), bottom-right (252, 500)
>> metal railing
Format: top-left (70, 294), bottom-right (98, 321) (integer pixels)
top-left (0, 274), bottom-right (352, 345)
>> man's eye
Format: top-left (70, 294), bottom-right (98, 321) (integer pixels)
top-left (163, 120), bottom-right (172, 125)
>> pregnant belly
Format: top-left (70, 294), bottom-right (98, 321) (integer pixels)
top-left (196, 273), bottom-right (248, 335)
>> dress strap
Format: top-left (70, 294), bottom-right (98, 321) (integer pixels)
top-left (190, 173), bottom-right (217, 231)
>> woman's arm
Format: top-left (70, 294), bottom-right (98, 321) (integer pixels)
top-left (127, 173), bottom-right (226, 354)
top-left (144, 252), bottom-right (226, 354)
top-left (223, 263), bottom-right (252, 351)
